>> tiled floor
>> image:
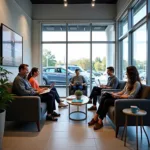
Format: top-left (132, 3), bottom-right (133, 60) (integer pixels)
top-left (2, 101), bottom-right (150, 150)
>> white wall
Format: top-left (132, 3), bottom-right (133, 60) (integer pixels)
top-left (33, 4), bottom-right (116, 20)
top-left (0, 0), bottom-right (32, 81)
top-left (14, 0), bottom-right (32, 17)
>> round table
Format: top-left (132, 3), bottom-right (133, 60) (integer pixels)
top-left (66, 95), bottom-right (89, 121)
top-left (122, 108), bottom-right (150, 150)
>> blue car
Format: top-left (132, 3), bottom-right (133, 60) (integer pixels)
top-left (42, 66), bottom-right (74, 85)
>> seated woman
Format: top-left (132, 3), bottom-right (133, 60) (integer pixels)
top-left (88, 66), bottom-right (141, 130)
top-left (28, 67), bottom-right (68, 108)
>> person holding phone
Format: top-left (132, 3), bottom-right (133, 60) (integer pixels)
top-left (71, 69), bottom-right (86, 91)
top-left (88, 66), bottom-right (141, 130)
top-left (28, 67), bottom-right (68, 108)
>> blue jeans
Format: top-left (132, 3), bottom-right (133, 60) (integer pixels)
top-left (72, 85), bottom-right (83, 91)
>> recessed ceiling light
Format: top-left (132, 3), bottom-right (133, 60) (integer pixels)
top-left (92, 0), bottom-right (96, 1)
top-left (64, 0), bottom-right (67, 2)
top-left (64, 2), bottom-right (68, 7)
top-left (92, 2), bottom-right (95, 7)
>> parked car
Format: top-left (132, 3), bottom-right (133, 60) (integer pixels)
top-left (67, 65), bottom-right (95, 83)
top-left (140, 72), bottom-right (146, 81)
top-left (86, 70), bottom-right (102, 76)
top-left (42, 66), bottom-right (74, 85)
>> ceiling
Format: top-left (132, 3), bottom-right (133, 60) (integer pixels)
top-left (30, 0), bottom-right (118, 4)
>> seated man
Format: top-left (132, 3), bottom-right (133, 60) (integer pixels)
top-left (88, 66), bottom-right (119, 111)
top-left (70, 69), bottom-right (86, 92)
top-left (12, 64), bottom-right (59, 121)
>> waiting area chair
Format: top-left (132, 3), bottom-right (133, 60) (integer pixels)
top-left (69, 84), bottom-right (87, 96)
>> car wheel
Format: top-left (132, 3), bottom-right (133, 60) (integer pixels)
top-left (43, 79), bottom-right (47, 85)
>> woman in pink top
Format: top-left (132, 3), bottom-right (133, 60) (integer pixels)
top-left (28, 67), bottom-right (68, 108)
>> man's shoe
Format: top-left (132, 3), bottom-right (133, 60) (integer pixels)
top-left (46, 115), bottom-right (58, 121)
top-left (87, 100), bottom-right (92, 104)
top-left (58, 102), bottom-right (68, 108)
top-left (52, 111), bottom-right (61, 117)
top-left (93, 122), bottom-right (103, 130)
top-left (88, 118), bottom-right (98, 126)
top-left (88, 106), bottom-right (97, 111)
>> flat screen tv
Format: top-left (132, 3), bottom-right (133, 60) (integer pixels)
top-left (1, 24), bottom-right (23, 66)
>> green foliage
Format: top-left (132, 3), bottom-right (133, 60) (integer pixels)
top-left (93, 57), bottom-right (106, 71)
top-left (75, 90), bottom-right (83, 96)
top-left (94, 61), bottom-right (102, 71)
top-left (42, 49), bottom-right (57, 67)
top-left (0, 61), bottom-right (14, 110)
top-left (70, 58), bottom-right (90, 70)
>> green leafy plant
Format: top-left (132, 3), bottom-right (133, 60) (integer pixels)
top-left (75, 90), bottom-right (83, 96)
top-left (0, 58), bottom-right (14, 110)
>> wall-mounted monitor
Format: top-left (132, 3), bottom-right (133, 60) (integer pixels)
top-left (1, 24), bottom-right (23, 66)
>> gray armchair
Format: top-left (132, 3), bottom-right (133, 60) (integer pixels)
top-left (69, 84), bottom-right (87, 96)
top-left (6, 89), bottom-right (47, 131)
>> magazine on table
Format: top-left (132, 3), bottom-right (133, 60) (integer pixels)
top-left (72, 99), bottom-right (83, 103)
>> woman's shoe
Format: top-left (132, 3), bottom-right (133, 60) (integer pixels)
top-left (60, 99), bottom-right (64, 102)
top-left (58, 102), bottom-right (68, 108)
top-left (88, 118), bottom-right (98, 126)
top-left (93, 122), bottom-right (103, 130)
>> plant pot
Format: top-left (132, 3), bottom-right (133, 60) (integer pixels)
top-left (0, 109), bottom-right (6, 149)
top-left (76, 95), bottom-right (81, 100)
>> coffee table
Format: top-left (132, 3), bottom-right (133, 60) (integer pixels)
top-left (66, 95), bottom-right (89, 121)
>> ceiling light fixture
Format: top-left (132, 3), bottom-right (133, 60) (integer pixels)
top-left (92, 2), bottom-right (95, 7)
top-left (64, 2), bottom-right (68, 7)
top-left (92, 0), bottom-right (96, 1)
top-left (64, 0), bottom-right (67, 2)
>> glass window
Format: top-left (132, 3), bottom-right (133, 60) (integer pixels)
top-left (42, 44), bottom-right (66, 97)
top-left (45, 68), bottom-right (55, 73)
top-left (132, 1), bottom-right (146, 25)
top-left (61, 69), bottom-right (66, 73)
top-left (92, 25), bottom-right (115, 41)
top-left (68, 44), bottom-right (90, 95)
top-left (68, 24), bottom-right (90, 41)
top-left (92, 44), bottom-right (115, 86)
top-left (42, 24), bottom-right (66, 41)
top-left (122, 37), bottom-right (128, 80)
top-left (120, 17), bottom-right (128, 36)
top-left (133, 24), bottom-right (147, 84)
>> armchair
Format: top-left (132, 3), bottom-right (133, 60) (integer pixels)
top-left (6, 87), bottom-right (47, 131)
top-left (69, 84), bottom-right (87, 96)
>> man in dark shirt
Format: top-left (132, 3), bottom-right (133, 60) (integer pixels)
top-left (88, 66), bottom-right (119, 111)
top-left (12, 64), bottom-right (59, 121)
top-left (71, 69), bottom-right (86, 91)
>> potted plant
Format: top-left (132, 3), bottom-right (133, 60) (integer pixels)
top-left (75, 90), bottom-right (83, 100)
top-left (0, 61), bottom-right (14, 148)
